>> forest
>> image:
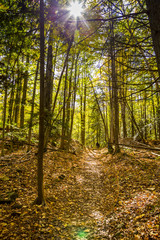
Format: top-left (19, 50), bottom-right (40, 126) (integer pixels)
top-left (0, 0), bottom-right (160, 239)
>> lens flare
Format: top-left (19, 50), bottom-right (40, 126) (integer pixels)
top-left (76, 229), bottom-right (89, 239)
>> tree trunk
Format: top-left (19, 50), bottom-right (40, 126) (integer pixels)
top-left (66, 55), bottom-right (74, 147)
top-left (145, 0), bottom-right (160, 76)
top-left (60, 62), bottom-right (68, 149)
top-left (155, 82), bottom-right (160, 139)
top-left (1, 83), bottom-right (8, 156)
top-left (126, 101), bottom-right (145, 142)
top-left (28, 61), bottom-right (39, 151)
top-left (7, 76), bottom-right (15, 130)
top-left (35, 0), bottom-right (45, 205)
top-left (44, 27), bottom-right (53, 133)
top-left (144, 90), bottom-right (147, 139)
top-left (81, 78), bottom-right (86, 146)
top-left (14, 62), bottom-right (22, 126)
top-left (110, 21), bottom-right (120, 153)
top-left (145, 0), bottom-right (160, 139)
top-left (151, 84), bottom-right (157, 139)
top-left (69, 52), bottom-right (80, 145)
top-left (131, 91), bottom-right (135, 138)
top-left (109, 73), bottom-right (114, 143)
top-left (105, 102), bottom-right (109, 142)
top-left (120, 52), bottom-right (127, 139)
top-left (20, 56), bottom-right (29, 128)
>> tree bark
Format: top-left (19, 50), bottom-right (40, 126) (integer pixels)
top-left (110, 21), bottom-right (120, 153)
top-left (14, 61), bottom-right (22, 126)
top-left (66, 55), bottom-right (74, 147)
top-left (44, 27), bottom-right (53, 133)
top-left (145, 0), bottom-right (160, 76)
top-left (7, 76), bottom-right (15, 130)
top-left (35, 0), bottom-right (45, 205)
top-left (28, 61), bottom-right (39, 152)
top-left (20, 56), bottom-right (29, 128)
top-left (60, 62), bottom-right (68, 149)
top-left (81, 78), bottom-right (86, 146)
top-left (69, 52), bottom-right (80, 145)
top-left (1, 83), bottom-right (8, 156)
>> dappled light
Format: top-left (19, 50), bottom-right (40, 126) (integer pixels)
top-left (1, 0), bottom-right (160, 239)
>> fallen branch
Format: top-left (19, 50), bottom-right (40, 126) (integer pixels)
top-left (119, 143), bottom-right (160, 151)
top-left (151, 152), bottom-right (160, 157)
top-left (18, 150), bottom-right (32, 161)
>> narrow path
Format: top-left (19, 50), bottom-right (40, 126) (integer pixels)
top-left (51, 148), bottom-right (110, 239)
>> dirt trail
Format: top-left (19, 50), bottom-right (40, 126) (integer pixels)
top-left (46, 148), bottom-right (159, 239)
top-left (50, 148), bottom-right (109, 239)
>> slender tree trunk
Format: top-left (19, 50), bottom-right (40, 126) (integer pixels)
top-left (131, 91), bottom-right (135, 138)
top-left (83, 83), bottom-right (86, 145)
top-left (121, 100), bottom-right (127, 138)
top-left (69, 52), bottom-right (79, 144)
top-left (120, 52), bottom-right (127, 139)
top-left (126, 101), bottom-right (145, 142)
top-left (151, 89), bottom-right (157, 139)
top-left (120, 78), bottom-right (127, 139)
top-left (20, 56), bottom-right (29, 128)
top-left (109, 74), bottom-right (114, 143)
top-left (155, 82), bottom-right (160, 139)
top-left (144, 90), bottom-right (147, 139)
top-left (1, 83), bottom-right (8, 156)
top-left (110, 21), bottom-right (120, 153)
top-left (14, 62), bottom-right (22, 126)
top-left (60, 62), bottom-right (68, 149)
top-left (28, 61), bottom-right (39, 151)
top-left (151, 81), bottom-right (157, 139)
top-left (35, 0), bottom-right (45, 205)
top-left (44, 27), bottom-right (53, 134)
top-left (105, 102), bottom-right (109, 142)
top-left (7, 77), bottom-right (15, 129)
top-left (81, 78), bottom-right (86, 146)
top-left (66, 55), bottom-right (74, 146)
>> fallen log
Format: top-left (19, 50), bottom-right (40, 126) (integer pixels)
top-left (119, 143), bottom-right (160, 152)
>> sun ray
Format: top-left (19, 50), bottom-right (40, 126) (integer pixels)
top-left (68, 1), bottom-right (83, 18)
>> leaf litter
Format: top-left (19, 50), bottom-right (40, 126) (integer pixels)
top-left (0, 146), bottom-right (160, 239)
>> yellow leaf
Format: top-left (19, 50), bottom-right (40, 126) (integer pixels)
top-left (147, 223), bottom-right (153, 228)
top-left (134, 235), bottom-right (141, 240)
top-left (2, 223), bottom-right (7, 226)
top-left (135, 214), bottom-right (145, 220)
top-left (56, 227), bottom-right (61, 231)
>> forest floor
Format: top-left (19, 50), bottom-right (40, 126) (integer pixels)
top-left (0, 144), bottom-right (160, 239)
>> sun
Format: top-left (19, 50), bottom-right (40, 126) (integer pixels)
top-left (68, 1), bottom-right (83, 18)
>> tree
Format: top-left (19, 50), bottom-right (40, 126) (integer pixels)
top-left (35, 0), bottom-right (45, 205)
top-left (145, 0), bottom-right (160, 139)
top-left (145, 0), bottom-right (160, 76)
top-left (1, 0), bottom-right (160, 162)
top-left (20, 56), bottom-right (29, 128)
